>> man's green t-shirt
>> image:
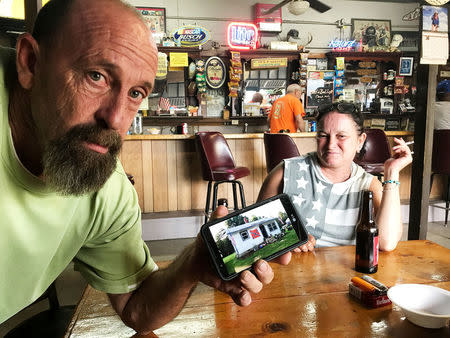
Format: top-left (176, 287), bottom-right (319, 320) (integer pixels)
top-left (0, 48), bottom-right (157, 323)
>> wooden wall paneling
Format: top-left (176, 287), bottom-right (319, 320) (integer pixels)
top-left (167, 140), bottom-right (178, 211)
top-left (142, 141), bottom-right (154, 213)
top-left (191, 141), bottom-right (207, 211)
top-left (294, 137), bottom-right (317, 155)
top-left (253, 138), bottom-right (265, 202)
top-left (120, 141), bottom-right (144, 211)
top-left (176, 140), bottom-right (193, 211)
top-left (236, 138), bottom-right (255, 205)
top-left (152, 140), bottom-right (169, 212)
top-left (225, 139), bottom-right (236, 206)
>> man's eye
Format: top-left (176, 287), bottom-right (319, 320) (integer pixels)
top-left (89, 72), bottom-right (103, 81)
top-left (130, 90), bottom-right (143, 99)
top-left (317, 133), bottom-right (328, 138)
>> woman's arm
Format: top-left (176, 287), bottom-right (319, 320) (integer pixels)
top-left (371, 137), bottom-right (412, 251)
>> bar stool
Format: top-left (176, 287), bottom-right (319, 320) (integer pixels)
top-left (354, 128), bottom-right (391, 181)
top-left (5, 282), bottom-right (76, 338)
top-left (431, 129), bottom-right (450, 226)
top-left (195, 132), bottom-right (250, 222)
top-left (264, 133), bottom-right (300, 173)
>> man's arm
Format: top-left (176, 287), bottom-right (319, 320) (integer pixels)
top-left (108, 207), bottom-right (282, 334)
top-left (295, 114), bottom-right (305, 132)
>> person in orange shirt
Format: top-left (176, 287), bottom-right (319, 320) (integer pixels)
top-left (268, 84), bottom-right (306, 133)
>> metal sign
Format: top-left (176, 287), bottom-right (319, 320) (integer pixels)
top-left (251, 58), bottom-right (287, 69)
top-left (172, 25), bottom-right (210, 47)
top-left (227, 22), bottom-right (258, 50)
top-left (205, 56), bottom-right (226, 89)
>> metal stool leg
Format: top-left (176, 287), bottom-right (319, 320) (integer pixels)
top-left (232, 182), bottom-right (239, 210)
top-left (204, 181), bottom-right (212, 224)
top-left (212, 182), bottom-right (220, 212)
top-left (237, 181), bottom-right (246, 208)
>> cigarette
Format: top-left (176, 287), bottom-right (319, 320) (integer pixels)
top-left (405, 141), bottom-right (414, 146)
top-left (361, 275), bottom-right (388, 292)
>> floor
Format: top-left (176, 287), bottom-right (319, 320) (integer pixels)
top-left (1, 221), bottom-right (448, 336)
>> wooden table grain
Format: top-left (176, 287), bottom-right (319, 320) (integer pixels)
top-left (64, 240), bottom-right (450, 337)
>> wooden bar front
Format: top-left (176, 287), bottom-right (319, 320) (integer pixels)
top-left (119, 132), bottom-right (440, 213)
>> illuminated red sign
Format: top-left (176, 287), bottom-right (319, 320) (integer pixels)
top-left (227, 22), bottom-right (258, 50)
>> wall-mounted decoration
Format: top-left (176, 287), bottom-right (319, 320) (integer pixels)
top-left (399, 57), bottom-right (414, 76)
top-left (422, 5), bottom-right (448, 33)
top-left (391, 31), bottom-right (419, 52)
top-left (205, 57), bottom-right (226, 89)
top-left (251, 58), bottom-right (287, 69)
top-left (136, 7), bottom-right (166, 44)
top-left (227, 22), bottom-right (259, 50)
top-left (351, 18), bottom-right (391, 50)
top-left (172, 25), bottom-right (211, 47)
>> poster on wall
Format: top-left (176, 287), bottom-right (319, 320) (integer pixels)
top-left (351, 18), bottom-right (391, 51)
top-left (422, 5), bottom-right (448, 32)
top-left (306, 71), bottom-right (334, 108)
top-left (136, 7), bottom-right (166, 44)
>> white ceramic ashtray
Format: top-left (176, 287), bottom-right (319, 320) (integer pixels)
top-left (387, 284), bottom-right (450, 329)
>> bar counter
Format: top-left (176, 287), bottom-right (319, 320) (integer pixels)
top-left (119, 131), bottom-right (436, 213)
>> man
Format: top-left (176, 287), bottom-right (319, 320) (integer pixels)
top-left (0, 0), bottom-right (292, 333)
top-left (434, 79), bottom-right (450, 130)
top-left (268, 83), bottom-right (306, 133)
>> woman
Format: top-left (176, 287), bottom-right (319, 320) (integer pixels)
top-left (258, 102), bottom-right (412, 252)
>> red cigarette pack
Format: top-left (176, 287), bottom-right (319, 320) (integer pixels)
top-left (348, 283), bottom-right (392, 308)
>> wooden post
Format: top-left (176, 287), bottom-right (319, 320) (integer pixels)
top-left (24, 0), bottom-right (43, 33)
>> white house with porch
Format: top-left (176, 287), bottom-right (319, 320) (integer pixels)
top-left (226, 217), bottom-right (282, 257)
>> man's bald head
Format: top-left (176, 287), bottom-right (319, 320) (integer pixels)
top-left (32, 0), bottom-right (147, 49)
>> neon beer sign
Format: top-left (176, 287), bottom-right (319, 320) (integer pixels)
top-left (328, 39), bottom-right (357, 51)
top-left (227, 22), bottom-right (258, 50)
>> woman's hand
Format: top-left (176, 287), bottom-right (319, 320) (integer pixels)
top-left (293, 234), bottom-right (316, 253)
top-left (384, 137), bottom-right (413, 177)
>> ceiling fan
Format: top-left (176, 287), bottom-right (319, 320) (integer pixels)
top-left (264, 0), bottom-right (331, 15)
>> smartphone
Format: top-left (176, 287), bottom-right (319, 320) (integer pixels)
top-left (201, 193), bottom-right (308, 280)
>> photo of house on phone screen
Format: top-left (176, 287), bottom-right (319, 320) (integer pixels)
top-left (207, 199), bottom-right (300, 275)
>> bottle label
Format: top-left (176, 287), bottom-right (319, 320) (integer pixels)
top-left (373, 235), bottom-right (379, 266)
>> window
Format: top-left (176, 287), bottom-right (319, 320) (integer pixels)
top-left (240, 230), bottom-right (249, 241)
top-left (268, 222), bottom-right (278, 232)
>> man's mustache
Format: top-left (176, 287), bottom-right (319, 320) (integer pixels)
top-left (64, 123), bottom-right (122, 152)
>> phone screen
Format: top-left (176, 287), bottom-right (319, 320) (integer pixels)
top-left (201, 194), bottom-right (308, 280)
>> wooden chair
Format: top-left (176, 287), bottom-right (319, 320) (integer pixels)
top-left (195, 132), bottom-right (250, 223)
top-left (5, 282), bottom-right (75, 338)
top-left (263, 133), bottom-right (300, 173)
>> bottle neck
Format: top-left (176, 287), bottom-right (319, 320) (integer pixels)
top-left (360, 191), bottom-right (374, 224)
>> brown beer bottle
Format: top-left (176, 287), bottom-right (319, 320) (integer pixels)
top-left (355, 190), bottom-right (379, 273)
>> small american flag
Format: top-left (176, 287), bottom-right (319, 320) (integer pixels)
top-left (159, 97), bottom-right (171, 111)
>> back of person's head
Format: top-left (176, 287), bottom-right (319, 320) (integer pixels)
top-left (316, 101), bottom-right (364, 134)
top-left (286, 84), bottom-right (302, 94)
top-left (436, 80), bottom-right (450, 102)
top-left (252, 92), bottom-right (263, 104)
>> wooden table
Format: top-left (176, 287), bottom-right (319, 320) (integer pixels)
top-left (65, 240), bottom-right (450, 337)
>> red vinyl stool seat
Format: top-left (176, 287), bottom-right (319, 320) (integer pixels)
top-left (195, 132), bottom-right (250, 222)
top-left (354, 128), bottom-right (391, 181)
top-left (264, 133), bottom-right (300, 173)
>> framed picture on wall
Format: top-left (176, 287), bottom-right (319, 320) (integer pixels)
top-left (351, 18), bottom-right (391, 50)
top-left (399, 57), bottom-right (414, 76)
top-left (136, 7), bottom-right (166, 44)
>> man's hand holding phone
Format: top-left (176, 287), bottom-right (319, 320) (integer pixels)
top-left (195, 194), bottom-right (309, 306)
top-left (194, 204), bottom-right (292, 307)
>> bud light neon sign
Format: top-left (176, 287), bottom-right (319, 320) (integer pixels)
top-left (172, 25), bottom-right (210, 47)
top-left (328, 39), bottom-right (357, 51)
top-left (227, 22), bottom-right (259, 50)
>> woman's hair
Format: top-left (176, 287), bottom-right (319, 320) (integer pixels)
top-left (316, 102), bottom-right (364, 135)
